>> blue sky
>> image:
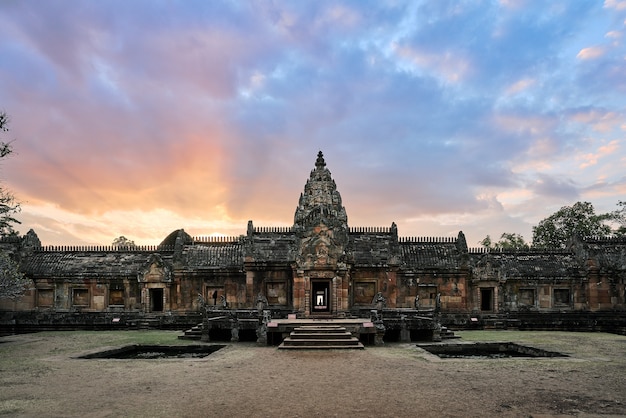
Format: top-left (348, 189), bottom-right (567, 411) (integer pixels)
top-left (1, 0), bottom-right (625, 246)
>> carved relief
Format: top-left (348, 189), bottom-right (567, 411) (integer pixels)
top-left (294, 152), bottom-right (349, 270)
top-left (472, 254), bottom-right (502, 282)
top-left (138, 254), bottom-right (172, 283)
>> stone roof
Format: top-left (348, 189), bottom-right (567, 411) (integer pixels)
top-left (400, 242), bottom-right (462, 270)
top-left (22, 251), bottom-right (165, 278)
top-left (580, 237), bottom-right (626, 272)
top-left (183, 243), bottom-right (244, 268)
top-left (468, 250), bottom-right (586, 280)
top-left (349, 232), bottom-right (392, 266)
top-left (247, 231), bottom-right (297, 264)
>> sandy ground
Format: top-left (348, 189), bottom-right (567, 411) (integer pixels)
top-left (1, 330), bottom-right (625, 418)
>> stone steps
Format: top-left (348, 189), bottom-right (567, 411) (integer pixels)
top-left (178, 323), bottom-right (203, 340)
top-left (278, 325), bottom-right (364, 350)
top-left (137, 317), bottom-right (161, 330)
top-left (440, 326), bottom-right (460, 340)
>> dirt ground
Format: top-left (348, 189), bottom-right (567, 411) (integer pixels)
top-left (1, 330), bottom-right (625, 418)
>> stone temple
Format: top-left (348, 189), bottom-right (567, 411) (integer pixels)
top-left (1, 151), bottom-right (625, 342)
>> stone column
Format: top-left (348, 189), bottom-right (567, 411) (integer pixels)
top-left (304, 275), bottom-right (311, 317)
top-left (387, 269), bottom-right (398, 308)
top-left (246, 270), bottom-right (255, 307)
top-left (332, 276), bottom-right (339, 315)
top-left (400, 315), bottom-right (411, 343)
top-left (201, 314), bottom-right (210, 342)
top-left (293, 272), bottom-right (304, 313)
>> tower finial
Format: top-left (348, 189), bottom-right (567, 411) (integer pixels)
top-left (315, 151), bottom-right (326, 169)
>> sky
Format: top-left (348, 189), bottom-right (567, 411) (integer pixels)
top-left (0, 0), bottom-right (625, 247)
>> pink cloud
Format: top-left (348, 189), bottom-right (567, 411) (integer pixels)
top-left (578, 140), bottom-right (620, 169)
top-left (576, 46), bottom-right (606, 60)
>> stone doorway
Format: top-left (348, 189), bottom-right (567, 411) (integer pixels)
top-left (150, 288), bottom-right (164, 312)
top-left (480, 288), bottom-right (494, 311)
top-left (311, 280), bottom-right (331, 314)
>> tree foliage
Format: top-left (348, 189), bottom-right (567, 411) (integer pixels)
top-left (112, 236), bottom-right (137, 248)
top-left (0, 111), bottom-right (28, 299)
top-left (531, 201), bottom-right (614, 248)
top-left (480, 232), bottom-right (528, 250)
top-left (612, 201), bottom-right (626, 237)
top-left (0, 250), bottom-right (27, 299)
top-left (0, 112), bottom-right (20, 236)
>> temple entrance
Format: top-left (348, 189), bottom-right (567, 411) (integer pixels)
top-left (311, 280), bottom-right (331, 314)
top-left (480, 288), bottom-right (493, 311)
top-left (150, 288), bottom-right (164, 312)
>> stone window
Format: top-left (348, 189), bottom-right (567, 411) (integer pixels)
top-left (553, 288), bottom-right (570, 306)
top-left (37, 288), bottom-right (54, 307)
top-left (418, 285), bottom-right (438, 308)
top-left (205, 287), bottom-right (224, 307)
top-left (266, 282), bottom-right (287, 305)
top-left (519, 289), bottom-right (535, 306)
top-left (109, 290), bottom-right (124, 306)
top-left (353, 281), bottom-right (376, 305)
top-left (72, 288), bottom-right (89, 307)
top-left (109, 281), bottom-right (124, 306)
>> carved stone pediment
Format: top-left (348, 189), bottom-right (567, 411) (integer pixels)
top-left (472, 254), bottom-right (502, 281)
top-left (138, 254), bottom-right (172, 283)
top-left (297, 223), bottom-right (344, 268)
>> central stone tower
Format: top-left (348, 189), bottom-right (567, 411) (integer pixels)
top-left (292, 151), bottom-right (351, 316)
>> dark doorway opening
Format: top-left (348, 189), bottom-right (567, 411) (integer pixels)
top-left (311, 280), bottom-right (331, 313)
top-left (150, 288), bottom-right (164, 312)
top-left (480, 288), bottom-right (493, 311)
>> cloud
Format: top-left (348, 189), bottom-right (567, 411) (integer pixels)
top-left (531, 175), bottom-right (579, 200)
top-left (392, 43), bottom-right (473, 83)
top-left (604, 0), bottom-right (626, 11)
top-left (1, 1), bottom-right (625, 246)
top-left (577, 140), bottom-right (620, 169)
top-left (504, 78), bottom-right (536, 96)
top-left (577, 46), bottom-right (606, 60)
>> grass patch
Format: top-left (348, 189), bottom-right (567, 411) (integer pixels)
top-left (0, 331), bottom-right (198, 376)
top-left (455, 330), bottom-right (626, 359)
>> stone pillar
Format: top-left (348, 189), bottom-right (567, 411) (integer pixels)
top-left (230, 316), bottom-right (239, 342)
top-left (293, 273), bottom-right (304, 313)
top-left (342, 271), bottom-right (350, 314)
top-left (374, 320), bottom-right (385, 346)
top-left (332, 276), bottom-right (340, 314)
top-left (142, 287), bottom-right (148, 313)
top-left (400, 315), bottom-right (411, 343)
top-left (256, 309), bottom-right (270, 345)
top-left (201, 315), bottom-right (210, 342)
top-left (432, 323), bottom-right (442, 342)
top-left (246, 270), bottom-right (255, 307)
top-left (371, 310), bottom-right (385, 346)
top-left (387, 269), bottom-right (398, 308)
top-left (304, 275), bottom-right (311, 317)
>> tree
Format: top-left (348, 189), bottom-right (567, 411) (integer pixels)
top-left (611, 201), bottom-right (626, 237)
top-left (0, 112), bottom-right (20, 236)
top-left (0, 250), bottom-right (27, 299)
top-left (0, 111), bottom-right (28, 299)
top-left (112, 236), bottom-right (137, 248)
top-left (480, 232), bottom-right (528, 250)
top-left (532, 201), bottom-right (613, 248)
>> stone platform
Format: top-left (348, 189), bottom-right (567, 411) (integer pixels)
top-left (278, 324), bottom-right (365, 349)
top-left (269, 318), bottom-right (375, 347)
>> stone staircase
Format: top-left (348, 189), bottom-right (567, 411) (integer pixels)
top-left (179, 323), bottom-right (203, 340)
top-left (278, 325), bottom-right (364, 350)
top-left (137, 316), bottom-right (161, 330)
top-left (440, 326), bottom-right (460, 340)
